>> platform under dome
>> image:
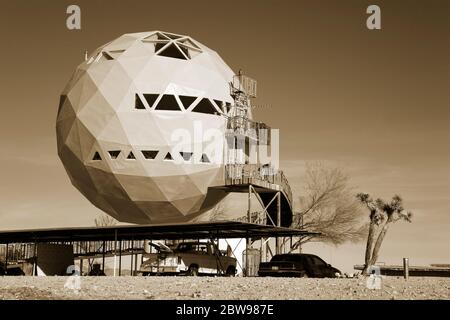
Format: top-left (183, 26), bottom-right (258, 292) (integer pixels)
top-left (57, 31), bottom-right (239, 224)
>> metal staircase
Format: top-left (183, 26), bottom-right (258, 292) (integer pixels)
top-left (220, 72), bottom-right (293, 228)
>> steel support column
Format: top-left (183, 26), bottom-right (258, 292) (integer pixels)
top-left (245, 185), bottom-right (251, 277)
top-left (33, 242), bottom-right (37, 276)
top-left (134, 252), bottom-right (138, 276)
top-left (113, 229), bottom-right (117, 277)
top-left (130, 238), bottom-right (134, 276)
top-left (275, 192), bottom-right (281, 255)
top-left (118, 239), bottom-right (122, 276)
top-left (102, 240), bottom-right (106, 272)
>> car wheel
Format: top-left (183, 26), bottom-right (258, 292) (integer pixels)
top-left (226, 266), bottom-right (236, 277)
top-left (188, 265), bottom-right (199, 276)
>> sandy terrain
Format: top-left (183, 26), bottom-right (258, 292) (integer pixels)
top-left (0, 276), bottom-right (449, 300)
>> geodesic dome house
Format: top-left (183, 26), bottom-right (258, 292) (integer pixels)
top-left (56, 31), bottom-right (240, 224)
top-left (57, 30), bottom-right (293, 226)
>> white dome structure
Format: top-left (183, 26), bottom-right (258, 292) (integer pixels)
top-left (57, 31), bottom-right (240, 224)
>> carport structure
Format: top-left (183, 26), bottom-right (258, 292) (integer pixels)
top-left (0, 221), bottom-right (314, 276)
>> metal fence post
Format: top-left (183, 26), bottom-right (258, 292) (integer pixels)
top-left (403, 258), bottom-right (409, 280)
top-left (4, 243), bottom-right (8, 275)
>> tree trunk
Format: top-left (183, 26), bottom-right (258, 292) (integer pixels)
top-left (362, 221), bottom-right (377, 274)
top-left (369, 222), bottom-right (391, 266)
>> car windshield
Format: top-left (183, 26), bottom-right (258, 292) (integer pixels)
top-left (176, 243), bottom-right (209, 253)
top-left (308, 256), bottom-right (327, 266)
top-left (271, 255), bottom-right (297, 262)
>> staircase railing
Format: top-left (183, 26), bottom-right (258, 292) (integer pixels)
top-left (224, 164), bottom-right (292, 207)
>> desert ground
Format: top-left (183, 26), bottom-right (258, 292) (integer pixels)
top-left (0, 276), bottom-right (449, 300)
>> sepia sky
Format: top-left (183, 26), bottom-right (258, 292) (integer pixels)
top-left (0, 0), bottom-right (449, 272)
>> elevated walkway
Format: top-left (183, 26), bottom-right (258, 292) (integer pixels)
top-left (213, 164), bottom-right (293, 228)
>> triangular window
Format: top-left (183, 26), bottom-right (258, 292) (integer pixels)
top-left (155, 95), bottom-right (181, 111)
top-left (164, 152), bottom-right (173, 160)
top-left (143, 94), bottom-right (159, 108)
top-left (141, 150), bottom-right (159, 159)
top-left (200, 154), bottom-right (210, 163)
top-left (127, 151), bottom-right (136, 160)
top-left (108, 151), bottom-right (121, 159)
top-left (225, 102), bottom-right (232, 113)
top-left (135, 94), bottom-right (146, 109)
top-left (177, 44), bottom-right (190, 59)
top-left (155, 42), bottom-right (169, 52)
top-left (192, 98), bottom-right (219, 115)
top-left (180, 152), bottom-right (193, 161)
top-left (92, 152), bottom-right (102, 161)
top-left (141, 33), bottom-right (202, 60)
top-left (157, 43), bottom-right (187, 60)
top-left (179, 95), bottom-right (197, 109)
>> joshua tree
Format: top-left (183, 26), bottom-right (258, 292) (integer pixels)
top-left (357, 193), bottom-right (413, 274)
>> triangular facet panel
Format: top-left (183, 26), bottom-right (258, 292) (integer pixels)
top-left (107, 50), bottom-right (126, 59)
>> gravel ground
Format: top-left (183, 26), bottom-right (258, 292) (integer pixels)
top-left (0, 276), bottom-right (449, 300)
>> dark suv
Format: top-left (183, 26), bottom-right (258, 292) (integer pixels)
top-left (258, 253), bottom-right (341, 278)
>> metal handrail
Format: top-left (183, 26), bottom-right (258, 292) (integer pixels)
top-left (224, 164), bottom-right (292, 207)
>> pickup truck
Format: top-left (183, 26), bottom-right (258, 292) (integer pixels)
top-left (139, 241), bottom-right (237, 276)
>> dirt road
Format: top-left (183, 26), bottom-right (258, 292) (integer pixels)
top-left (0, 276), bottom-right (448, 300)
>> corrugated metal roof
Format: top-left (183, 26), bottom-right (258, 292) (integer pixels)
top-left (0, 221), bottom-right (315, 243)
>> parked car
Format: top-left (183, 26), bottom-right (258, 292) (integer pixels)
top-left (258, 253), bottom-right (341, 278)
top-left (139, 241), bottom-right (237, 276)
